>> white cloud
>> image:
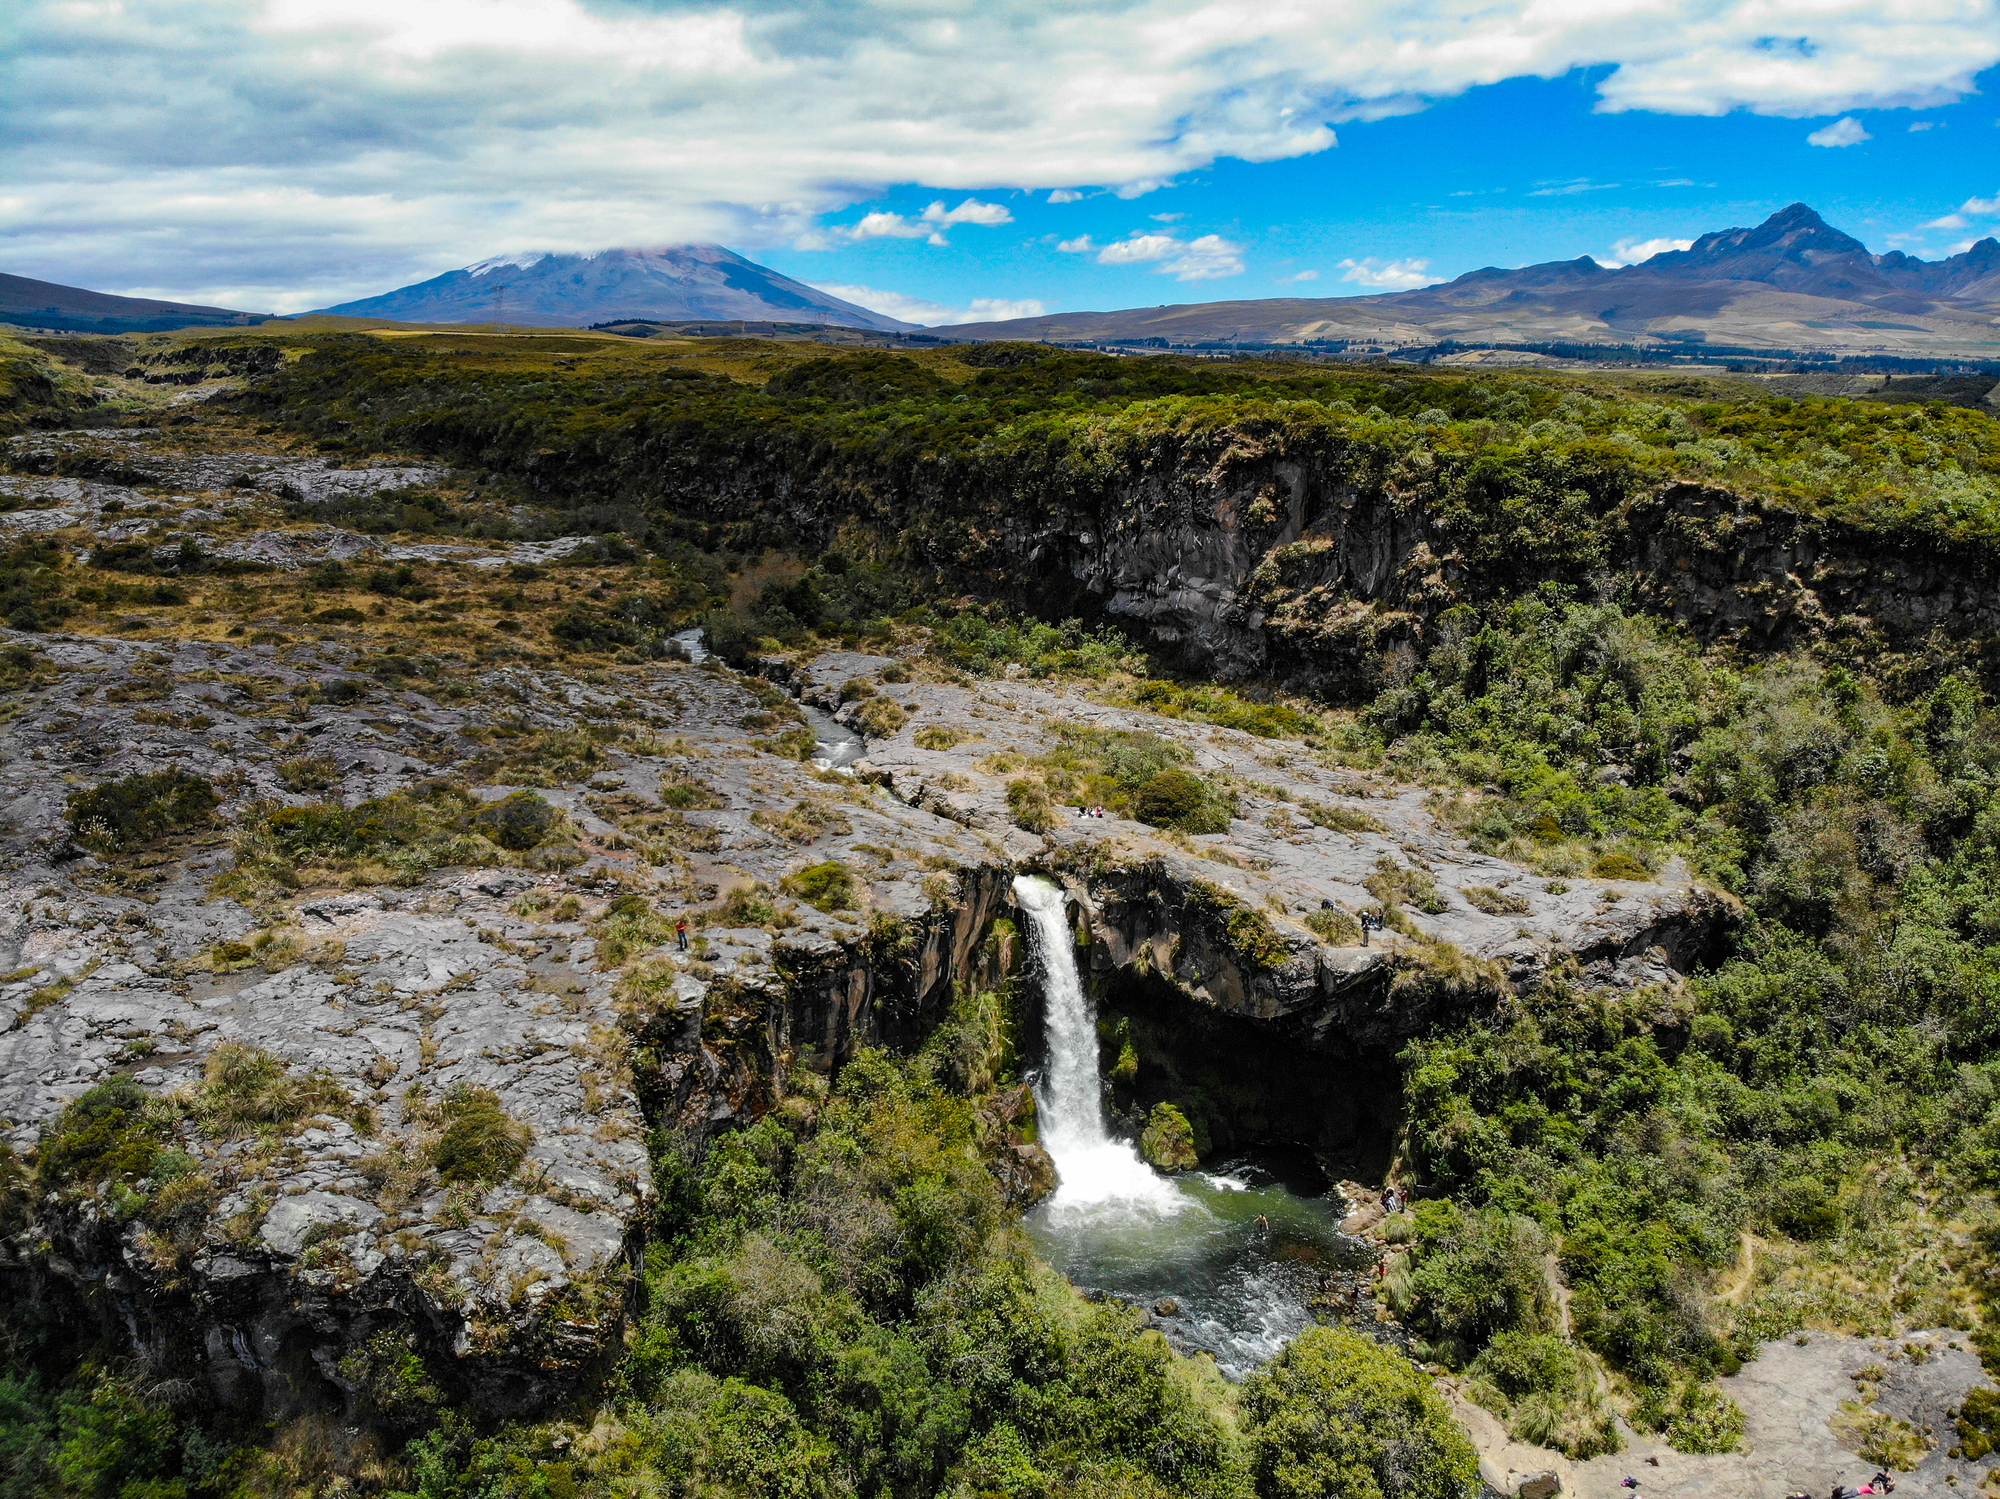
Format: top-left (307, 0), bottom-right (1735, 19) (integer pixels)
top-left (927, 199), bottom-right (1013, 228)
top-left (1926, 213), bottom-right (1970, 229)
top-left (1963, 194), bottom-right (2000, 215)
top-left (1276, 270), bottom-right (1321, 283)
top-left (1057, 236), bottom-right (1099, 254)
top-left (6, 0), bottom-right (1999, 304)
top-left (1596, 235), bottom-right (1696, 266)
top-left (1048, 189), bottom-right (1084, 204)
top-left (838, 198), bottom-right (1012, 246)
top-left (1097, 234), bottom-right (1184, 265)
top-left (808, 282), bottom-right (1046, 327)
top-left (1530, 179), bottom-right (1621, 196)
top-left (1338, 257), bottom-right (1438, 290)
top-left (1089, 232), bottom-right (1245, 279)
top-left (1910, 120), bottom-right (1937, 131)
top-left (1807, 116), bottom-right (1871, 146)
top-left (1150, 212), bottom-right (1185, 223)
top-left (950, 298), bottom-right (1052, 326)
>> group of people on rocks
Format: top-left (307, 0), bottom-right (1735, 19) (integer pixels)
top-left (1075, 804), bottom-right (1108, 818)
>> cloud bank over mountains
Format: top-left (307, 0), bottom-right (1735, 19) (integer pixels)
top-left (4, 0), bottom-right (1996, 309)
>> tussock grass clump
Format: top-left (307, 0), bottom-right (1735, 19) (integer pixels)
top-left (853, 695), bottom-right (908, 738)
top-left (750, 799), bottom-right (851, 845)
top-left (593, 893), bottom-right (678, 965)
top-left (1465, 885), bottom-right (1532, 915)
top-left (277, 754), bottom-right (341, 792)
top-left (1297, 797), bottom-right (1385, 835)
top-left (1006, 779), bottom-right (1058, 834)
top-left (913, 724), bottom-right (972, 751)
top-left (189, 1042), bottom-right (367, 1137)
top-left (426, 1084), bottom-right (531, 1187)
top-left (1365, 855), bottom-right (1450, 916)
top-left (1303, 905), bottom-right (1363, 944)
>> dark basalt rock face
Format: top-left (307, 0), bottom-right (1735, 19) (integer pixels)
top-left (923, 427), bottom-right (2000, 694)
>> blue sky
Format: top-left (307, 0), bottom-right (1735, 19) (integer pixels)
top-left (773, 66), bottom-right (2000, 323)
top-left (3, 0), bottom-right (1997, 323)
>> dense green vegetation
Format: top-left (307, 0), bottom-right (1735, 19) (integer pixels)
top-left (1350, 595), bottom-right (2000, 1448)
top-left (0, 1004), bottom-right (1455, 1499)
top-left (232, 337), bottom-right (2000, 574)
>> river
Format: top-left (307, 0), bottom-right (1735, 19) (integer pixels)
top-left (671, 629), bottom-right (864, 771)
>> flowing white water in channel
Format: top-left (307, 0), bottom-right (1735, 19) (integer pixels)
top-left (1012, 875), bottom-right (1183, 1215)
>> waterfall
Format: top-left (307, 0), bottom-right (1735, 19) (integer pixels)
top-left (1012, 875), bottom-right (1182, 1214)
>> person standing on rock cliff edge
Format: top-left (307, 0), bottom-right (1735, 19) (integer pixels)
top-left (676, 918), bottom-right (688, 952)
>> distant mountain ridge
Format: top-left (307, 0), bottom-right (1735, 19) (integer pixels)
top-left (0, 271), bottom-right (264, 335)
top-left (941, 204), bottom-right (2000, 361)
top-left (315, 245), bottom-right (911, 332)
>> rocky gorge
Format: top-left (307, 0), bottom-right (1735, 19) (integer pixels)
top-left (0, 417), bottom-right (1730, 1438)
top-left (4, 329), bottom-right (2000, 1499)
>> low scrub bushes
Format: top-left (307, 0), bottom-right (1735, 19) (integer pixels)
top-left (1465, 1331), bottom-right (1621, 1459)
top-left (1241, 1325), bottom-right (1479, 1499)
top-left (227, 782), bottom-right (571, 890)
top-left (68, 769), bottom-right (219, 849)
top-left (782, 860), bottom-right (857, 913)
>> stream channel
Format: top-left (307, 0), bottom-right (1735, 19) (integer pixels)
top-left (672, 629), bottom-right (864, 770)
top-left (1012, 875), bottom-right (1369, 1379)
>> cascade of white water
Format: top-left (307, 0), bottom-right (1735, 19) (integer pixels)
top-left (1012, 875), bottom-right (1182, 1214)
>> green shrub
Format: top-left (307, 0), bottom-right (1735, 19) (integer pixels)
top-left (1128, 679), bottom-right (1322, 738)
top-left (1590, 852), bottom-right (1651, 881)
top-left (1006, 779), bottom-right (1058, 834)
top-left (429, 1085), bottom-right (531, 1186)
top-left (838, 677), bottom-right (877, 703)
top-left (336, 1329), bottom-right (444, 1431)
top-left (784, 861), bottom-right (857, 913)
top-left (52, 1375), bottom-right (186, 1499)
top-left (1403, 1200), bottom-right (1557, 1364)
top-left (1958, 1386), bottom-right (2000, 1460)
top-left (32, 1079), bottom-right (169, 1191)
top-left (67, 769), bottom-right (218, 846)
top-left (1242, 1324), bottom-right (1480, 1499)
top-left (0, 536), bottom-right (73, 631)
top-left (1134, 769), bottom-right (1207, 825)
top-left (1635, 1381), bottom-right (1746, 1454)
top-left (913, 724), bottom-right (969, 751)
top-left (1769, 1177), bottom-right (1841, 1241)
top-left (470, 790), bottom-right (561, 850)
top-left (1467, 1331), bottom-right (1620, 1459)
